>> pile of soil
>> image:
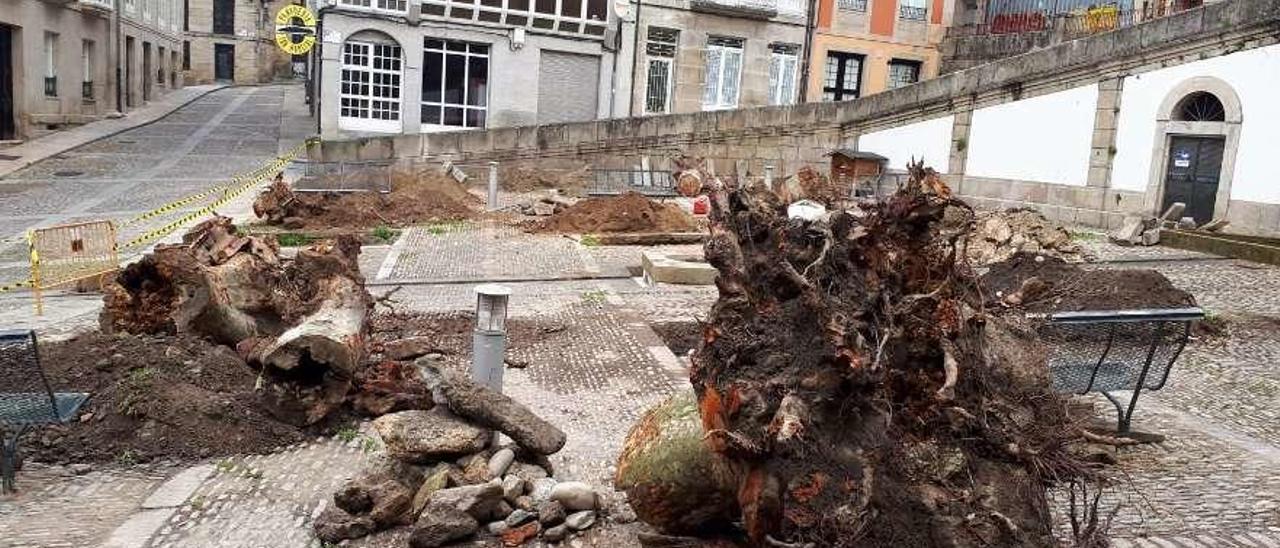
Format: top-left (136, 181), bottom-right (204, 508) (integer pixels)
top-left (260, 166), bottom-right (480, 229)
top-left (499, 162), bottom-right (590, 193)
top-left (30, 332), bottom-right (308, 464)
top-left (535, 192), bottom-right (698, 234)
top-left (982, 253), bottom-right (1195, 312)
top-left (650, 321), bottom-right (701, 357)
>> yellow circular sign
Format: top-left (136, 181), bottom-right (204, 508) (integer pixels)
top-left (275, 5), bottom-right (317, 55)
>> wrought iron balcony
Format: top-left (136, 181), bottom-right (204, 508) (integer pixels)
top-left (80, 0), bottom-right (114, 11)
top-left (899, 4), bottom-right (928, 20)
top-left (690, 0), bottom-right (779, 20)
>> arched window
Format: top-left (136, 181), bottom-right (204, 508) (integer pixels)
top-left (1173, 91), bottom-right (1225, 122)
top-left (339, 32), bottom-right (402, 133)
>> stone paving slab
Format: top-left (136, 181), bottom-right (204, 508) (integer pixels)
top-left (385, 223), bottom-right (596, 283)
top-left (0, 464), bottom-right (175, 548)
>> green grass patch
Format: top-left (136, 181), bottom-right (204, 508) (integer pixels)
top-left (1069, 230), bottom-right (1105, 242)
top-left (276, 233), bottom-right (315, 247)
top-left (579, 234), bottom-right (601, 247)
top-left (371, 225), bottom-right (399, 244)
top-left (581, 289), bottom-right (608, 305)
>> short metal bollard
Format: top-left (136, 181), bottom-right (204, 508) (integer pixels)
top-left (487, 161), bottom-right (499, 211)
top-left (763, 164), bottom-right (775, 190)
top-left (471, 284), bottom-right (511, 392)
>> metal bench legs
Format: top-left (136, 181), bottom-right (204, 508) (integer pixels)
top-left (1, 426), bottom-right (28, 493)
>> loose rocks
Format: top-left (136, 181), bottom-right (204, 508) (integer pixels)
top-left (548, 482), bottom-right (596, 511)
top-left (373, 409), bottom-right (491, 463)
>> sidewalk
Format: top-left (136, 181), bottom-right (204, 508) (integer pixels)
top-left (0, 84), bottom-right (228, 179)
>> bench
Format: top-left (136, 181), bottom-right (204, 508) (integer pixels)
top-left (0, 329), bottom-right (89, 492)
top-left (1038, 307), bottom-right (1204, 434)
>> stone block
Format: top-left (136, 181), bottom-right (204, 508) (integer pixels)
top-left (1141, 228), bottom-right (1161, 246)
top-left (641, 252), bottom-right (717, 286)
top-left (1160, 201), bottom-right (1186, 222)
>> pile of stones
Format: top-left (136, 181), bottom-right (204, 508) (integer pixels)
top-left (314, 363), bottom-right (614, 547)
top-left (966, 208), bottom-right (1090, 265)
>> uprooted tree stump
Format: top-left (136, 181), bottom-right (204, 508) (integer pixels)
top-left (101, 216), bottom-right (373, 425)
top-left (673, 163), bottom-right (1096, 547)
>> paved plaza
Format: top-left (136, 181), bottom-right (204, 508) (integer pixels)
top-left (0, 89), bottom-right (1278, 548)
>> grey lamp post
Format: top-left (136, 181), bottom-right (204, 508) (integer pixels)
top-left (472, 284), bottom-right (511, 392)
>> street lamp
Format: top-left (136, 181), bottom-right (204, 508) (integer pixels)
top-left (472, 284), bottom-right (511, 392)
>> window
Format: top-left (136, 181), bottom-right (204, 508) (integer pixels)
top-left (340, 40), bottom-right (403, 132)
top-left (768, 44), bottom-right (799, 106)
top-left (421, 39), bottom-right (488, 129)
top-left (702, 37), bottom-right (743, 111)
top-left (125, 0), bottom-right (136, 13)
top-left (1175, 92), bottom-right (1225, 122)
top-left (43, 32), bottom-right (58, 98)
top-left (644, 27), bottom-right (678, 114)
top-left (822, 51), bottom-right (862, 101)
top-left (418, 0), bottom-right (607, 36)
top-left (182, 41), bottom-right (191, 70)
top-left (82, 40), bottom-right (95, 100)
top-left (837, 0), bottom-right (867, 11)
top-left (887, 59), bottom-right (921, 89)
top-left (339, 0), bottom-right (408, 13)
top-left (183, 0), bottom-right (190, 30)
top-left (146, 0), bottom-right (155, 19)
top-left (158, 46), bottom-right (166, 85)
top-left (213, 0), bottom-right (234, 34)
top-left (899, 0), bottom-right (927, 20)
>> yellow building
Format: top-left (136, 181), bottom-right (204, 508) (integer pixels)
top-left (806, 0), bottom-right (953, 101)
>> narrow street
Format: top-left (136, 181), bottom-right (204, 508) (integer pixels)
top-left (0, 84), bottom-right (311, 334)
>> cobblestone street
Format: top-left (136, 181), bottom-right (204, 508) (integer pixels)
top-left (1, 96), bottom-right (1280, 545)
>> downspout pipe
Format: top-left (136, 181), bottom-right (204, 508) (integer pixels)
top-left (627, 0), bottom-right (641, 117)
top-left (799, 0), bottom-right (817, 102)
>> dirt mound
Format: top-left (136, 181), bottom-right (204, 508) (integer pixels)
top-left (536, 192), bottom-right (698, 233)
top-left (256, 166), bottom-right (480, 229)
top-left (30, 332), bottom-right (308, 465)
top-left (966, 208), bottom-right (1090, 265)
top-left (499, 163), bottom-right (590, 193)
top-left (982, 253), bottom-right (1195, 312)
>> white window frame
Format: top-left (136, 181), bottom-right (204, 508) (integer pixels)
top-left (44, 33), bottom-right (57, 80)
top-left (125, 0), bottom-right (136, 14)
top-left (420, 39), bottom-right (490, 132)
top-left (83, 39), bottom-right (94, 84)
top-left (643, 27), bottom-right (678, 115)
top-left (339, 40), bottom-right (404, 133)
top-left (702, 39), bottom-right (743, 111)
top-left (338, 0), bottom-right (409, 15)
top-left (417, 0), bottom-right (609, 38)
top-left (768, 48), bottom-right (798, 106)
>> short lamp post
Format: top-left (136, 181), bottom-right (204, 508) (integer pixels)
top-left (472, 284), bottom-right (511, 392)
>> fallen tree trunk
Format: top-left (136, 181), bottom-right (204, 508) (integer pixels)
top-left (420, 364), bottom-right (567, 455)
top-left (682, 163), bottom-right (1095, 547)
top-left (101, 216), bottom-right (373, 425)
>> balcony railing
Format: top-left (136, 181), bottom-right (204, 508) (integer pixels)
top-left (954, 0), bottom-right (1202, 37)
top-left (690, 0), bottom-right (778, 19)
top-left (837, 0), bottom-right (867, 12)
top-left (82, 81), bottom-right (94, 99)
top-left (899, 4), bottom-right (928, 20)
top-left (44, 77), bottom-right (57, 97)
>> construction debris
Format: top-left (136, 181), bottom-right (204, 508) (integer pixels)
top-left (966, 208), bottom-right (1089, 265)
top-left (981, 253), bottom-right (1195, 312)
top-left (619, 163), bottom-right (1100, 547)
top-left (314, 361), bottom-right (622, 547)
top-left (253, 164), bottom-right (479, 229)
top-left (100, 216), bottom-right (374, 425)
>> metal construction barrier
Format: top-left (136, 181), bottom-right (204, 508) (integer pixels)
top-left (28, 220), bottom-right (119, 315)
top-left (589, 168), bottom-right (678, 197)
top-left (293, 159), bottom-right (394, 193)
top-left (0, 329), bottom-right (88, 492)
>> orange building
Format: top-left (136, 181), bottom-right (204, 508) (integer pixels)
top-left (805, 0), bottom-right (954, 101)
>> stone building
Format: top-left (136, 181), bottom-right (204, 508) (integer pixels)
top-left (0, 0), bottom-right (184, 141)
top-left (613, 0), bottom-right (810, 117)
top-left (806, 0), bottom-right (954, 102)
top-left (184, 0), bottom-right (295, 84)
top-left (315, 0), bottom-right (618, 138)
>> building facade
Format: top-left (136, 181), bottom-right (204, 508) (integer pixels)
top-left (184, 0), bottom-right (296, 84)
top-left (316, 0), bottom-right (617, 138)
top-left (807, 0), bottom-right (953, 101)
top-left (1, 0), bottom-right (184, 141)
top-left (614, 0), bottom-right (809, 117)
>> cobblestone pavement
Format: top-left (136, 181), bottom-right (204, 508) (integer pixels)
top-left (0, 463), bottom-right (176, 548)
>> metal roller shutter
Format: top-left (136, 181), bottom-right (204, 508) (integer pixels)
top-left (537, 51), bottom-right (599, 124)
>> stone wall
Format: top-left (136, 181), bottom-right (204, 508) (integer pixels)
top-left (312, 0), bottom-right (1280, 236)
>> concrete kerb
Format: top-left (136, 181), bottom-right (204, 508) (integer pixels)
top-left (0, 84), bottom-right (230, 179)
top-left (102, 464), bottom-right (214, 548)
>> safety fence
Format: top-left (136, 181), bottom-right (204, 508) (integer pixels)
top-left (0, 139), bottom-right (315, 315)
top-left (951, 0), bottom-right (1202, 37)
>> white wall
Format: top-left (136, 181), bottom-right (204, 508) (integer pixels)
top-left (966, 84), bottom-right (1098, 186)
top-left (1111, 44), bottom-right (1280, 204)
top-left (857, 115), bottom-right (954, 173)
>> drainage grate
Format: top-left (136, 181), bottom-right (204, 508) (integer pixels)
top-left (53, 170), bottom-right (84, 178)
